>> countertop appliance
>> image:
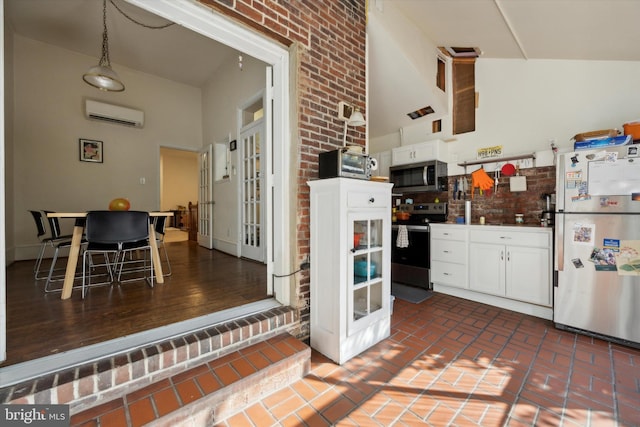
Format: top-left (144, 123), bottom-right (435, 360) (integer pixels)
top-left (554, 145), bottom-right (640, 347)
top-left (318, 148), bottom-right (372, 180)
top-left (389, 160), bottom-right (448, 192)
top-left (391, 203), bottom-right (447, 289)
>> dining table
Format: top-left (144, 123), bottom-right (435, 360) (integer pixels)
top-left (46, 211), bottom-right (174, 300)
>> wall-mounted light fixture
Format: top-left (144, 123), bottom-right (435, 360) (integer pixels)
top-left (339, 102), bottom-right (366, 148)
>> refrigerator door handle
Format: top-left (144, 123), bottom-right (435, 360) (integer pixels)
top-left (555, 213), bottom-right (564, 272)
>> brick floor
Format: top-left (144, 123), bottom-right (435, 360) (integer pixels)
top-left (72, 293), bottom-right (640, 426)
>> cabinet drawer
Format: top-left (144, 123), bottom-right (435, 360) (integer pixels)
top-left (430, 226), bottom-right (467, 241)
top-left (431, 261), bottom-right (467, 288)
top-left (469, 229), bottom-right (550, 247)
top-left (347, 190), bottom-right (389, 209)
top-left (431, 239), bottom-right (467, 263)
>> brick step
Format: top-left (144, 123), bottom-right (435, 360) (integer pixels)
top-left (1, 305), bottom-right (300, 418)
top-left (70, 334), bottom-right (311, 426)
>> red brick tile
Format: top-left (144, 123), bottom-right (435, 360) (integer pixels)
top-left (230, 357), bottom-right (258, 378)
top-left (208, 351), bottom-right (243, 369)
top-left (174, 379), bottom-right (203, 405)
top-left (171, 364), bottom-right (209, 384)
top-left (267, 392), bottom-right (306, 420)
top-left (223, 410), bottom-right (253, 426)
top-left (128, 397), bottom-right (156, 427)
top-left (295, 404), bottom-right (332, 426)
top-left (195, 371), bottom-right (223, 395)
top-left (244, 402), bottom-right (277, 426)
top-left (245, 350), bottom-right (271, 370)
top-left (212, 363), bottom-right (241, 386)
top-left (98, 408), bottom-right (128, 427)
top-left (152, 387), bottom-right (180, 417)
top-left (320, 396), bottom-right (356, 424)
top-left (70, 398), bottom-right (124, 425)
top-left (261, 345), bottom-right (285, 363)
top-left (424, 402), bottom-right (457, 426)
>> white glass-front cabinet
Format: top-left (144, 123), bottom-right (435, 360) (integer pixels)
top-left (309, 178), bottom-right (392, 364)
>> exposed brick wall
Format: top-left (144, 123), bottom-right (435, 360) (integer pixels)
top-left (198, 0), bottom-right (368, 340)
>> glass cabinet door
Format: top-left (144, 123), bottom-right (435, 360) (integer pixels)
top-left (349, 214), bottom-right (385, 334)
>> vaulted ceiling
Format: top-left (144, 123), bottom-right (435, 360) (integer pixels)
top-left (6, 0), bottom-right (640, 139)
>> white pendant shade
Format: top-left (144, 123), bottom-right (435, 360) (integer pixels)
top-left (83, 65), bottom-right (125, 92)
top-left (348, 110), bottom-right (366, 126)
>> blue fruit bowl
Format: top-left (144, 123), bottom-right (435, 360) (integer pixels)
top-left (354, 260), bottom-right (376, 277)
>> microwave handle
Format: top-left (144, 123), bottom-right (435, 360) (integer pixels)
top-left (422, 166), bottom-right (428, 186)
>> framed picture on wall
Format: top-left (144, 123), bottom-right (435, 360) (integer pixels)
top-left (79, 139), bottom-right (103, 163)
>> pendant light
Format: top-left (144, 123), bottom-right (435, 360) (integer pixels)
top-left (83, 0), bottom-right (125, 92)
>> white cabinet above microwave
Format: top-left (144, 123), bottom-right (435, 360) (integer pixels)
top-left (391, 139), bottom-right (447, 166)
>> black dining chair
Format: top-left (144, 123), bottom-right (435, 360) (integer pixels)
top-left (82, 210), bottom-right (154, 299)
top-left (29, 210), bottom-right (73, 282)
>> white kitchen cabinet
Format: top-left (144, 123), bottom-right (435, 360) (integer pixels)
top-left (469, 228), bottom-right (552, 306)
top-left (308, 178), bottom-right (392, 364)
top-left (430, 224), bottom-right (468, 289)
top-left (391, 139), bottom-right (447, 166)
top-left (432, 225), bottom-right (553, 320)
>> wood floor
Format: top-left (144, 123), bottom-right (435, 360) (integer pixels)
top-left (3, 241), bottom-right (268, 367)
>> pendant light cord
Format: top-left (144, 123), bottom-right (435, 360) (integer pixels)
top-left (108, 0), bottom-right (175, 29)
top-left (99, 0), bottom-right (110, 67)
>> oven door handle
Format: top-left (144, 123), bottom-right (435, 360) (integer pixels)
top-left (392, 225), bottom-right (430, 232)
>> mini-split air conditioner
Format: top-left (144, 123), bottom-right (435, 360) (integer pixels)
top-left (85, 99), bottom-right (144, 128)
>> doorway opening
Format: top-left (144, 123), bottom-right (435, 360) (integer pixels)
top-left (160, 147), bottom-right (198, 243)
top-left (1, 0), bottom-right (292, 383)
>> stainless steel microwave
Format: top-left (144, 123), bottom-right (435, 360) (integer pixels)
top-left (389, 160), bottom-right (448, 192)
top-left (318, 148), bottom-right (372, 180)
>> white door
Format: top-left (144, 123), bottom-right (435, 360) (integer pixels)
top-left (240, 120), bottom-right (265, 261)
top-left (198, 144), bottom-right (214, 249)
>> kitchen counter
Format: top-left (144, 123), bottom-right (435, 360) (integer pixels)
top-left (443, 222), bottom-right (553, 229)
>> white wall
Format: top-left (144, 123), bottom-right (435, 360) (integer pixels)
top-left (201, 54), bottom-right (266, 254)
top-left (448, 58), bottom-right (640, 175)
top-left (12, 36), bottom-right (203, 260)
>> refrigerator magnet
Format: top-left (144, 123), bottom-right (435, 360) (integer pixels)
top-left (572, 223), bottom-right (595, 245)
top-left (571, 258), bottom-right (585, 268)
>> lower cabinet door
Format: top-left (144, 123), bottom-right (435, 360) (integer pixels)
top-left (505, 245), bottom-right (551, 306)
top-left (468, 242), bottom-right (505, 296)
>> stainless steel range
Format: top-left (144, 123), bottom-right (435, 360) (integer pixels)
top-left (391, 203), bottom-right (447, 289)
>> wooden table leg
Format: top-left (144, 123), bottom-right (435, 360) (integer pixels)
top-left (60, 221), bottom-right (84, 300)
top-left (149, 223), bottom-right (164, 283)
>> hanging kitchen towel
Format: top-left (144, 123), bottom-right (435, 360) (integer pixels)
top-left (396, 225), bottom-right (409, 248)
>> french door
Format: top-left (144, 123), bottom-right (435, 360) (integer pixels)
top-left (240, 120), bottom-right (265, 262)
top-left (198, 144), bottom-right (214, 249)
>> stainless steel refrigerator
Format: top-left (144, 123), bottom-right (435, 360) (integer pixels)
top-left (555, 144), bottom-right (640, 347)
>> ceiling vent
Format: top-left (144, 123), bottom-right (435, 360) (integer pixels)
top-left (85, 99), bottom-right (144, 128)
